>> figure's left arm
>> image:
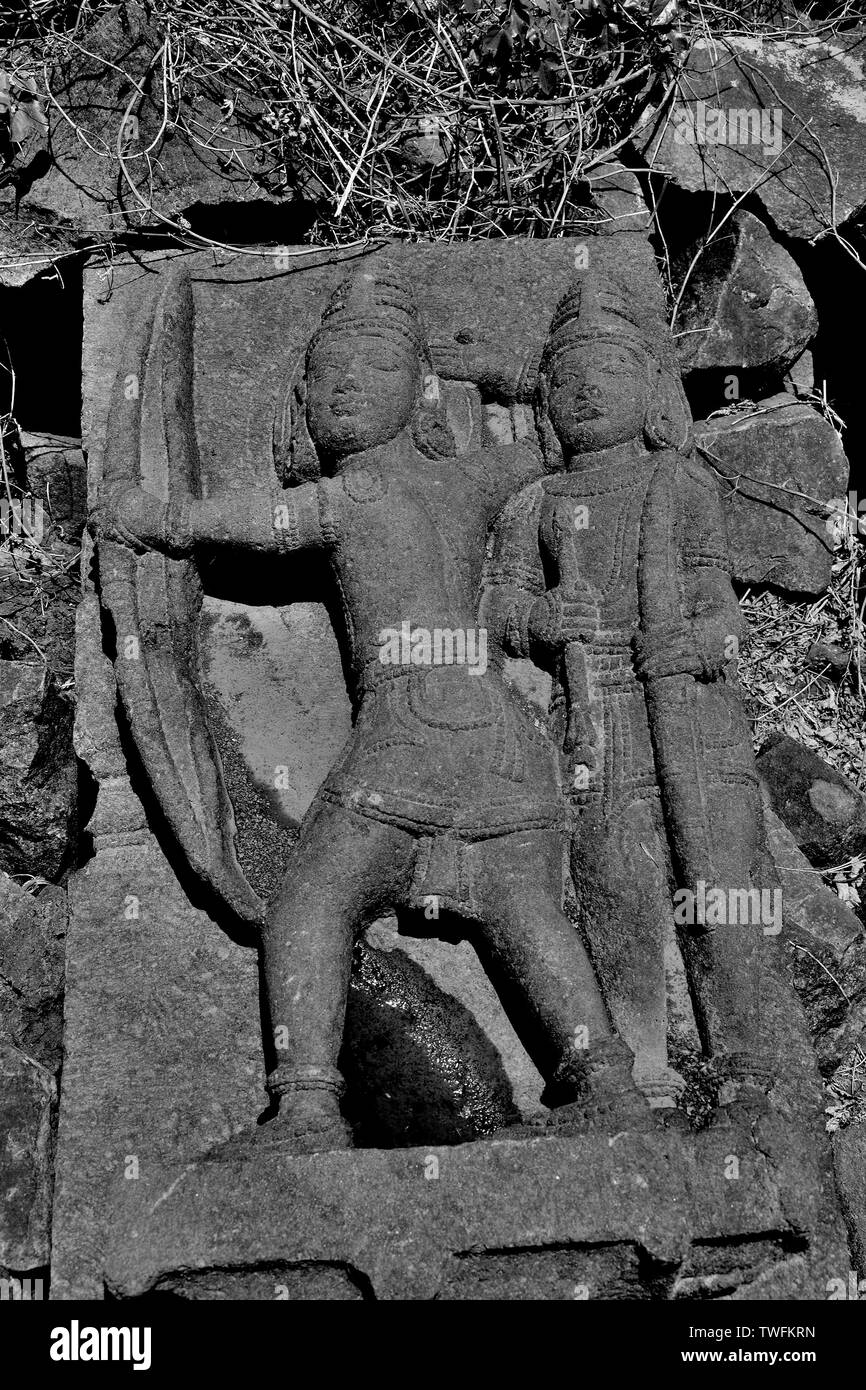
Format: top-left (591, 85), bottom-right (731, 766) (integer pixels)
top-left (680, 466), bottom-right (743, 678)
top-left (634, 460), bottom-right (742, 683)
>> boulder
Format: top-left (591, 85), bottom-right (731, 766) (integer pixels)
top-left (587, 160), bottom-right (653, 235)
top-left (0, 3), bottom-right (286, 285)
top-left (20, 433), bottom-right (87, 535)
top-left (0, 1041), bottom-right (55, 1271)
top-left (833, 1124), bottom-right (866, 1276)
top-left (673, 211), bottom-right (816, 375)
top-left (694, 394), bottom-right (847, 595)
top-left (637, 33), bottom-right (866, 242)
top-left (758, 733), bottom-right (866, 869)
top-left (0, 872), bottom-right (67, 1072)
top-left (0, 663), bottom-right (77, 881)
top-left (764, 800), bottom-right (866, 1078)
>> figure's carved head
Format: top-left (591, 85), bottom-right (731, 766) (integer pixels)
top-left (536, 277), bottom-right (692, 466)
top-left (301, 266), bottom-right (440, 463)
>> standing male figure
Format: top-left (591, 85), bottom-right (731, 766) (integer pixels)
top-left (481, 274), bottom-right (779, 1118)
top-left (96, 263), bottom-right (650, 1151)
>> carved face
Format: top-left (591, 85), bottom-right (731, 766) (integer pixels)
top-left (546, 337), bottom-right (648, 455)
top-left (305, 329), bottom-right (419, 459)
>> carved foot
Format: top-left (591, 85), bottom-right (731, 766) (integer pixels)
top-left (634, 1064), bottom-right (687, 1111)
top-left (547, 1038), bottom-right (658, 1134)
top-left (204, 1065), bottom-right (354, 1161)
top-left (204, 1099), bottom-right (354, 1162)
top-left (709, 1054), bottom-right (774, 1130)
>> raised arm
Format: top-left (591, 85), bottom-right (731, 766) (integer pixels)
top-left (93, 479), bottom-right (332, 557)
top-left (478, 479), bottom-right (546, 660)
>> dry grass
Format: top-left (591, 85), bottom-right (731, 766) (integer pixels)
top-left (0, 0), bottom-right (863, 258)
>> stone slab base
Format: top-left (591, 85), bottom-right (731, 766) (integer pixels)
top-left (105, 1119), bottom-right (847, 1301)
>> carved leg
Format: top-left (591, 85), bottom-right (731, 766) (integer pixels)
top-left (571, 799), bottom-right (686, 1109)
top-left (678, 780), bottom-right (775, 1117)
top-left (259, 798), bottom-right (416, 1153)
top-left (467, 829), bottom-right (652, 1131)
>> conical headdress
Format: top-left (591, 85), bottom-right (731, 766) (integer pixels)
top-left (542, 273), bottom-right (660, 368)
top-left (308, 263), bottom-right (428, 361)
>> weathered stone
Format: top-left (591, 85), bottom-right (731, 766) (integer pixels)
top-left (637, 34), bottom-right (866, 242)
top-left (103, 1119), bottom-right (847, 1301)
top-left (806, 641), bottom-right (851, 683)
top-left (54, 235), bottom-right (850, 1298)
top-left (0, 3), bottom-right (285, 285)
top-left (0, 666), bottom-right (77, 880)
top-left (365, 915), bottom-right (545, 1122)
top-left (0, 1041), bottom-right (55, 1271)
top-left (763, 800), bottom-right (866, 1079)
top-left (695, 395), bottom-right (847, 595)
top-left (20, 433), bottom-right (87, 534)
top-left (833, 1123), bottom-right (866, 1277)
top-left (784, 349), bottom-right (814, 399)
top-left (587, 161), bottom-right (652, 234)
top-left (672, 212), bottom-right (816, 375)
top-left (0, 872), bottom-right (67, 1072)
top-left (758, 733), bottom-right (866, 869)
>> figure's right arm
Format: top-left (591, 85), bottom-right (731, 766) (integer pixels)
top-left (478, 481), bottom-right (546, 660)
top-left (93, 480), bottom-right (332, 557)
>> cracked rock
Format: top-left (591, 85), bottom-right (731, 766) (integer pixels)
top-left (637, 33), bottom-right (866, 242)
top-left (695, 394), bottom-right (846, 596)
top-left (673, 211), bottom-right (816, 376)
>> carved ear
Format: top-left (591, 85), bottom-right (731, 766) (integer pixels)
top-left (273, 368), bottom-right (321, 484)
top-left (533, 371), bottom-right (563, 473)
top-left (643, 357), bottom-right (693, 453)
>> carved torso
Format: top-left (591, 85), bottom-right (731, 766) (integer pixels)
top-left (318, 438), bottom-right (563, 837)
top-left (540, 457), bottom-right (659, 814)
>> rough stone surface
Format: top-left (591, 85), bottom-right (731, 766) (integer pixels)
top-left (53, 234), bottom-right (855, 1298)
top-left (0, 1041), bottom-right (55, 1272)
top-left (104, 1121), bottom-right (848, 1301)
top-left (0, 663), bottom-right (77, 881)
top-left (587, 161), bottom-right (652, 234)
top-left (672, 212), bottom-right (816, 376)
top-left (0, 872), bottom-right (67, 1072)
top-left (758, 733), bottom-right (866, 869)
top-left (784, 349), bottom-right (814, 399)
top-left (694, 395), bottom-right (848, 596)
top-left (21, 433), bottom-right (87, 535)
top-left (365, 915), bottom-right (546, 1122)
top-left (763, 800), bottom-right (866, 1080)
top-left (833, 1123), bottom-right (866, 1277)
top-left (0, 2), bottom-right (286, 285)
top-left (638, 34), bottom-right (866, 241)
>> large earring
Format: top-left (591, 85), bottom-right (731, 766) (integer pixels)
top-left (273, 368), bottom-right (321, 484)
top-left (534, 375), bottom-right (564, 472)
top-left (643, 360), bottom-right (692, 453)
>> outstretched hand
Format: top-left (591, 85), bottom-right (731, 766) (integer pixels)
top-left (90, 485), bottom-right (175, 554)
top-left (632, 620), bottom-right (719, 682)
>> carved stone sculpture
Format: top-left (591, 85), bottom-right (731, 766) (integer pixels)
top-left (49, 238), bottom-right (849, 1301)
top-left (481, 272), bottom-right (787, 1115)
top-left (95, 263), bottom-right (651, 1154)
